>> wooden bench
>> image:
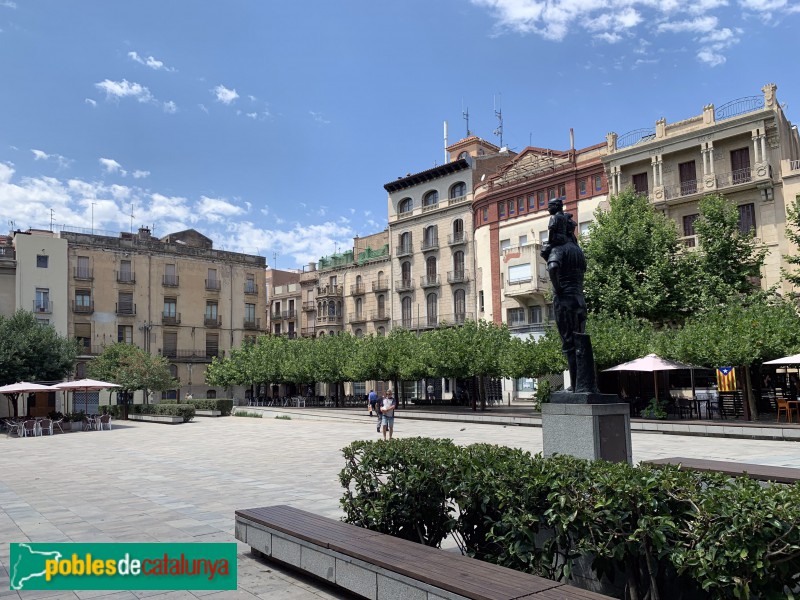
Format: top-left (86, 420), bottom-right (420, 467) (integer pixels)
top-left (235, 504), bottom-right (612, 600)
top-left (644, 457), bottom-right (800, 484)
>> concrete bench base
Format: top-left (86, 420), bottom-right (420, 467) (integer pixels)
top-left (195, 409), bottom-right (222, 417)
top-left (128, 414), bottom-right (183, 424)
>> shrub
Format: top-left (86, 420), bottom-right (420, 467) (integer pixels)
top-left (98, 405), bottom-right (122, 418)
top-left (130, 403), bottom-right (194, 422)
top-left (233, 411), bottom-right (262, 418)
top-left (185, 398), bottom-right (234, 416)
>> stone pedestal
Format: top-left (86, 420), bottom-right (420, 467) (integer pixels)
top-left (542, 402), bottom-right (632, 464)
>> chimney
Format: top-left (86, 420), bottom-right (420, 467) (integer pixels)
top-left (307, 262), bottom-right (317, 272)
top-left (570, 128), bottom-right (575, 151)
top-left (138, 226), bottom-right (151, 240)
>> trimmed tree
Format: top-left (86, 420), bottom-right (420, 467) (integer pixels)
top-left (781, 195), bottom-right (800, 292)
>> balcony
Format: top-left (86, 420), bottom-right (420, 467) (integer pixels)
top-left (162, 312), bottom-right (181, 326)
top-left (244, 282), bottom-right (258, 295)
top-left (77, 344), bottom-right (101, 356)
top-left (243, 317), bottom-right (261, 330)
top-left (421, 201), bottom-right (439, 213)
top-left (372, 279), bottom-right (389, 292)
top-left (505, 276), bottom-right (547, 298)
top-left (116, 271), bottom-right (135, 284)
top-left (302, 301), bottom-right (316, 312)
top-left (73, 267), bottom-right (93, 280)
top-left (162, 274), bottom-right (180, 287)
top-left (204, 316), bottom-right (222, 328)
top-left (0, 247), bottom-right (15, 260)
top-left (371, 310), bottom-right (390, 321)
top-left (395, 244), bottom-right (412, 258)
top-left (72, 300), bottom-right (94, 314)
top-left (396, 279), bottom-right (414, 292)
top-left (420, 274), bottom-right (440, 288)
top-left (659, 166), bottom-right (770, 203)
top-left (317, 314), bottom-right (343, 325)
top-left (392, 312), bottom-right (473, 330)
top-left (316, 284), bottom-right (343, 297)
top-left (115, 302), bottom-right (136, 316)
top-left (440, 312), bottom-right (474, 326)
top-left (301, 327), bottom-right (316, 337)
top-left (350, 283), bottom-right (366, 295)
top-left (162, 348), bottom-right (219, 362)
top-left (509, 322), bottom-right (550, 335)
top-left (448, 232), bottom-right (467, 246)
top-left (421, 238), bottom-right (439, 252)
top-left (447, 270), bottom-right (470, 284)
top-left (349, 312), bottom-right (367, 324)
top-left (205, 279), bottom-right (221, 292)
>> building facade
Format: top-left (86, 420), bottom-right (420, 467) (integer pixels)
top-left (266, 268), bottom-right (302, 339)
top-left (13, 230), bottom-right (69, 335)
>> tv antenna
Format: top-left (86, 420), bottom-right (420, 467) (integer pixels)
top-left (462, 101), bottom-right (470, 137)
top-left (272, 251), bottom-right (278, 269)
top-left (130, 203), bottom-right (135, 234)
top-left (49, 208), bottom-right (55, 231)
top-left (493, 93), bottom-right (503, 148)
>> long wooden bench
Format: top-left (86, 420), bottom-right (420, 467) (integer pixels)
top-left (235, 504), bottom-right (612, 600)
top-left (644, 457), bottom-right (800, 484)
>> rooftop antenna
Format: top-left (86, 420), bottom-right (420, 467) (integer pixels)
top-left (462, 101), bottom-right (470, 137)
top-left (129, 203), bottom-right (135, 234)
top-left (49, 208), bottom-right (55, 231)
top-left (493, 93), bottom-right (503, 148)
top-left (8, 220), bottom-right (15, 231)
top-left (443, 120), bottom-right (449, 164)
top-left (272, 251), bottom-right (278, 269)
top-left (529, 131), bottom-right (533, 147)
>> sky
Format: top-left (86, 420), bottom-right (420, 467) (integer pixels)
top-left (1, 0), bottom-right (799, 269)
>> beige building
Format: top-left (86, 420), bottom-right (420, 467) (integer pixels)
top-left (0, 235), bottom-right (16, 318)
top-left (604, 83), bottom-right (800, 292)
top-left (266, 267), bottom-right (302, 338)
top-left (62, 226), bottom-right (267, 403)
top-left (13, 229), bottom-right (68, 335)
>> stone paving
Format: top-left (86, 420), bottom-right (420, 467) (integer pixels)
top-left (1, 413), bottom-right (799, 599)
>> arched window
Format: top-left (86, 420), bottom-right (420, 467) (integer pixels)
top-left (398, 197), bottom-right (413, 213)
top-left (355, 328), bottom-right (363, 338)
top-left (426, 256), bottom-right (437, 278)
top-left (356, 274), bottom-right (362, 286)
top-left (355, 297), bottom-right (363, 318)
top-left (458, 151), bottom-right (469, 160)
top-left (401, 297), bottom-right (412, 327)
top-left (450, 182), bottom-right (466, 199)
top-left (454, 289), bottom-right (466, 323)
top-left (319, 331), bottom-right (325, 337)
top-left (336, 301), bottom-right (342, 316)
top-left (207, 389), bottom-right (217, 399)
top-left (423, 190), bottom-right (438, 207)
top-left (169, 364), bottom-right (178, 379)
top-left (401, 261), bottom-right (411, 283)
top-left (377, 326), bottom-right (385, 337)
top-left (377, 294), bottom-right (385, 315)
top-left (399, 231), bottom-right (411, 253)
top-left (453, 250), bottom-right (465, 275)
top-left (452, 218), bottom-right (464, 243)
top-left (424, 225), bottom-right (438, 248)
top-left (427, 293), bottom-right (438, 326)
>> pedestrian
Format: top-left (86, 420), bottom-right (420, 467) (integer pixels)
top-left (380, 389), bottom-right (397, 440)
top-left (426, 383), bottom-right (434, 402)
top-left (367, 389), bottom-right (378, 418)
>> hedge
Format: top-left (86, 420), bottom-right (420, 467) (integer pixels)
top-left (184, 398), bottom-right (234, 416)
top-left (339, 438), bottom-right (800, 599)
top-left (130, 403), bottom-right (195, 422)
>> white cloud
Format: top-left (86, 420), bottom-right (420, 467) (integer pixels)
top-left (84, 98), bottom-right (97, 107)
top-left (30, 149), bottom-right (72, 169)
top-left (132, 170), bottom-right (150, 179)
top-left (657, 15), bottom-right (718, 33)
top-left (595, 31), bottom-right (623, 43)
top-left (95, 79), bottom-right (154, 104)
top-left (245, 112), bottom-right (258, 119)
top-left (213, 84), bottom-right (239, 105)
top-left (697, 49), bottom-right (726, 65)
top-left (198, 103), bottom-right (209, 114)
top-left (163, 100), bottom-right (177, 114)
top-left (310, 111), bottom-right (331, 124)
top-left (197, 196), bottom-right (246, 223)
top-left (99, 158), bottom-right (127, 177)
top-left (127, 51), bottom-right (175, 72)
top-left (0, 1), bottom-right (16, 8)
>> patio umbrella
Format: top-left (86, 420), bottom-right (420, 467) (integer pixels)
top-left (763, 353), bottom-right (800, 365)
top-left (0, 381), bottom-right (59, 418)
top-left (603, 354), bottom-right (697, 401)
top-left (54, 378), bottom-right (121, 414)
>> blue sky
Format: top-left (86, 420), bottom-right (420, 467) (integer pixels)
top-left (1, 0), bottom-right (799, 268)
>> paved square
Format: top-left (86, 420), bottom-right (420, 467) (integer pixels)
top-left (2, 414), bottom-right (798, 599)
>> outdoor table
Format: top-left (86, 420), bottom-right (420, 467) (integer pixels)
top-left (788, 400), bottom-right (800, 423)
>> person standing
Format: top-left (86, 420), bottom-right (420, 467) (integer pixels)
top-left (367, 388), bottom-right (379, 419)
top-left (380, 389), bottom-right (397, 440)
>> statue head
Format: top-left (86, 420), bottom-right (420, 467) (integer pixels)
top-left (547, 198), bottom-right (563, 215)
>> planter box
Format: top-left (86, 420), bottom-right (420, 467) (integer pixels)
top-left (128, 414), bottom-right (183, 424)
top-left (195, 409), bottom-right (222, 417)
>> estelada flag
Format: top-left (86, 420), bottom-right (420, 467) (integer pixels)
top-left (717, 366), bottom-right (737, 391)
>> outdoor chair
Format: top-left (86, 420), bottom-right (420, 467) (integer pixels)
top-left (3, 419), bottom-right (21, 438)
top-left (21, 419), bottom-right (39, 437)
top-left (39, 418), bottom-right (53, 436)
top-left (99, 414), bottom-right (112, 430)
top-left (82, 416), bottom-right (96, 431)
top-left (777, 398), bottom-right (797, 423)
top-left (53, 417), bottom-right (65, 433)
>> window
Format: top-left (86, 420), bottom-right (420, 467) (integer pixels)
top-left (517, 197), bottom-right (525, 213)
top-left (482, 207), bottom-right (488, 222)
top-left (519, 235), bottom-right (528, 246)
top-left (683, 214), bottom-right (699, 237)
top-left (454, 289), bottom-right (466, 323)
top-left (164, 298), bottom-right (177, 318)
top-left (500, 239), bottom-right (511, 251)
top-left (632, 172), bottom-right (648, 196)
top-left (423, 190), bottom-right (439, 206)
top-left (118, 325), bottom-right (132, 344)
top-left (164, 263), bottom-right (178, 285)
top-left (75, 322), bottom-right (91, 352)
top-left (594, 175), bottom-right (602, 191)
top-left (399, 231), bottom-right (411, 253)
top-left (738, 203), bottom-right (757, 235)
top-left (401, 261), bottom-right (411, 283)
top-left (426, 256), bottom-right (437, 279)
top-left (528, 194), bottom-right (536, 210)
top-left (547, 304), bottom-right (555, 321)
top-left (558, 184), bottom-right (566, 200)
top-left (377, 326), bottom-right (385, 337)
top-left (355, 328), bottom-right (363, 338)
top-left (458, 151), bottom-right (469, 160)
top-left (579, 179), bottom-right (587, 195)
top-left (452, 218), bottom-right (464, 243)
top-left (377, 294), bottom-right (386, 318)
top-left (453, 251), bottom-right (465, 274)
top-left (508, 200), bottom-right (515, 215)
top-left (76, 362), bottom-right (87, 379)
top-left (206, 332), bottom-right (219, 358)
top-left (119, 259), bottom-right (133, 282)
top-left (36, 254), bottom-right (48, 268)
top-left (207, 268), bottom-right (219, 288)
top-left (245, 303), bottom-right (256, 322)
top-left (579, 222), bottom-right (591, 237)
top-left (424, 225), bottom-right (438, 247)
top-left (398, 197), bottom-right (413, 213)
top-left (529, 305), bottom-right (543, 324)
top-left (539, 230), bottom-right (548, 245)
top-left (479, 290), bottom-right (484, 312)
top-left (401, 296), bottom-right (412, 327)
top-left (426, 293), bottom-right (438, 325)
top-left (117, 291), bottom-right (134, 314)
top-left (76, 256), bottom-right (90, 278)
top-left (548, 188), bottom-right (556, 200)
top-left (679, 161), bottom-right (697, 195)
top-left (245, 274), bottom-right (256, 293)
top-left (205, 301), bottom-right (218, 320)
top-left (731, 147), bottom-right (752, 184)
top-left (538, 190), bottom-right (546, 207)
top-left (355, 297), bottom-right (363, 318)
top-left (508, 263), bottom-right (532, 283)
top-left (207, 390), bottom-right (217, 399)
top-left (163, 331), bottom-right (177, 357)
top-left (450, 182), bottom-right (466, 199)
top-left (498, 202), bottom-right (506, 218)
top-left (507, 308), bottom-right (525, 326)
top-left (75, 289), bottom-right (91, 308)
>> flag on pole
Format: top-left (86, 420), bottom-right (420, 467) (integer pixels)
top-left (716, 367), bottom-right (737, 391)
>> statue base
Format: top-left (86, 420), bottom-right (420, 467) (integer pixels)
top-left (549, 391), bottom-right (619, 405)
top-left (541, 402), bottom-right (632, 464)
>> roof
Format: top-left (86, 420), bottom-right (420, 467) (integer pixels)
top-left (384, 159), bottom-right (470, 193)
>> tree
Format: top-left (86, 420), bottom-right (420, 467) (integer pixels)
top-left (88, 343), bottom-right (177, 404)
top-left (586, 312), bottom-right (657, 371)
top-left (310, 333), bottom-right (355, 406)
top-left (583, 189), bottom-right (689, 323)
top-left (501, 328), bottom-right (565, 381)
top-left (386, 328), bottom-right (432, 407)
top-left (686, 193), bottom-right (769, 309)
top-left (781, 195), bottom-right (800, 291)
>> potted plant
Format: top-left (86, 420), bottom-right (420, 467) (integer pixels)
top-left (59, 412), bottom-right (73, 431)
top-left (641, 398), bottom-right (667, 419)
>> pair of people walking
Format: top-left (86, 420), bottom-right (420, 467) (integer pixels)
top-left (367, 389), bottom-right (396, 440)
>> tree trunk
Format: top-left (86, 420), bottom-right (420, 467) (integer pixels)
top-left (744, 365), bottom-right (757, 420)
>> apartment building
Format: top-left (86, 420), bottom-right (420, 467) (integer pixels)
top-left (0, 235), bottom-right (16, 318)
top-left (266, 268), bottom-right (302, 339)
top-left (604, 83), bottom-right (800, 291)
top-left (472, 140), bottom-right (608, 331)
top-left (62, 226), bottom-right (267, 402)
top-left (385, 137), bottom-right (514, 332)
top-left (13, 229), bottom-right (68, 335)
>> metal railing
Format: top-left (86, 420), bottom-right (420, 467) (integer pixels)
top-left (447, 270), bottom-right (469, 284)
top-left (392, 312), bottom-right (474, 330)
top-left (204, 316), bottom-right (222, 327)
top-left (790, 159), bottom-right (800, 172)
top-left (420, 275), bottom-right (440, 288)
top-left (372, 279), bottom-right (389, 292)
top-left (349, 312), bottom-right (367, 323)
top-left (72, 301), bottom-right (93, 314)
top-left (371, 311), bottom-right (390, 321)
top-left (162, 348), bottom-right (220, 360)
top-left (715, 95), bottom-right (764, 122)
top-left (448, 232), bottom-right (467, 245)
top-left (616, 128), bottom-right (656, 150)
top-left (396, 279), bottom-right (414, 292)
top-left (0, 247), bottom-right (15, 259)
top-left (316, 284), bottom-right (343, 296)
top-left (244, 282), bottom-right (258, 294)
top-left (162, 313), bottom-right (181, 325)
top-left (73, 267), bottom-right (93, 280)
top-left (302, 301), bottom-right (316, 312)
top-left (395, 244), bottom-right (412, 257)
top-left (243, 317), bottom-right (261, 330)
top-left (205, 279), bottom-right (221, 291)
top-left (421, 238), bottom-right (439, 252)
top-left (115, 302), bottom-right (136, 316)
top-left (116, 271), bottom-right (135, 284)
top-left (350, 283), bottom-right (366, 295)
top-left (162, 274), bottom-right (179, 287)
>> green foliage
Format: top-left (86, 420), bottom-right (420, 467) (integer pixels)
top-left (584, 189), bottom-right (688, 323)
top-left (534, 379), bottom-right (551, 408)
top-left (233, 411), bottom-right (262, 418)
top-left (275, 415), bottom-right (291, 420)
top-left (641, 398), bottom-right (667, 419)
top-left (88, 343), bottom-right (177, 393)
top-left (782, 195), bottom-right (800, 289)
top-left (129, 403), bottom-right (195, 422)
top-left (98, 405), bottom-right (122, 418)
top-left (340, 438), bottom-right (799, 598)
top-left (0, 310), bottom-right (79, 385)
top-left (586, 312), bottom-right (657, 370)
top-left (184, 398), bottom-right (233, 415)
